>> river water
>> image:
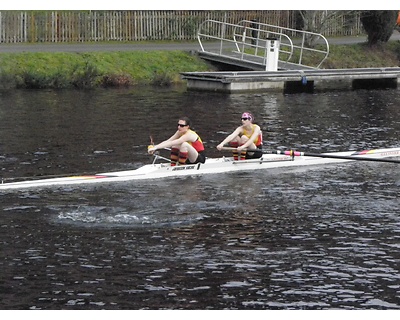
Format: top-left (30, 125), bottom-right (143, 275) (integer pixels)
top-left (0, 86), bottom-right (400, 310)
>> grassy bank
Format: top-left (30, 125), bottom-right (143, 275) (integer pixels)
top-left (323, 41), bottom-right (400, 68)
top-left (0, 41), bottom-right (399, 89)
top-left (0, 50), bottom-right (212, 89)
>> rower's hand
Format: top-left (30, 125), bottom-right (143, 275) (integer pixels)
top-left (216, 144), bottom-right (223, 151)
top-left (148, 145), bottom-right (156, 154)
top-left (237, 146), bottom-right (246, 152)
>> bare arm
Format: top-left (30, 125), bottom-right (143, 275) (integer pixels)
top-left (149, 131), bottom-right (195, 153)
top-left (216, 127), bottom-right (242, 150)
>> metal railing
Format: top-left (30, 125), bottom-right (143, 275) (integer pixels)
top-left (197, 19), bottom-right (330, 70)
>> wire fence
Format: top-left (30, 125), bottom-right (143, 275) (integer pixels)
top-left (0, 10), bottom-right (364, 43)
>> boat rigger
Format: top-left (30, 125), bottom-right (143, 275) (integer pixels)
top-left (1, 147), bottom-right (400, 190)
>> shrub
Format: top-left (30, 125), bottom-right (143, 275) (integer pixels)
top-left (101, 74), bottom-right (134, 87)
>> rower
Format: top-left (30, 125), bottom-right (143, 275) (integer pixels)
top-left (216, 112), bottom-right (263, 160)
top-left (148, 116), bottom-right (206, 166)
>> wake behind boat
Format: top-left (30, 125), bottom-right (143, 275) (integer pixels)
top-left (1, 147), bottom-right (400, 190)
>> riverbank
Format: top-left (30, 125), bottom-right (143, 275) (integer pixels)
top-left (0, 50), bottom-right (211, 89)
top-left (0, 40), bottom-right (399, 89)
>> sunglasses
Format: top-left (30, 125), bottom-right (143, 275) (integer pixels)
top-left (241, 117), bottom-right (251, 121)
top-left (178, 123), bottom-right (188, 127)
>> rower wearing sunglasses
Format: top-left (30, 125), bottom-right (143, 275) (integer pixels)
top-left (216, 112), bottom-right (263, 160)
top-left (148, 116), bottom-right (206, 166)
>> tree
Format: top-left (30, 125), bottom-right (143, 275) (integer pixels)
top-left (360, 10), bottom-right (398, 46)
top-left (298, 11), bottom-right (360, 47)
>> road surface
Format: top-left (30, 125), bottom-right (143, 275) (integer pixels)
top-left (1, 31), bottom-right (400, 53)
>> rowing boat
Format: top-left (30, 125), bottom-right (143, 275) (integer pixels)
top-left (1, 147), bottom-right (400, 190)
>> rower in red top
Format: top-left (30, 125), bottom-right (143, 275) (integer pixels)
top-left (216, 112), bottom-right (263, 160)
top-left (148, 116), bottom-right (206, 166)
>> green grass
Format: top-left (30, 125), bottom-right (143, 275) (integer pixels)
top-left (0, 41), bottom-right (399, 89)
top-left (0, 50), bottom-right (212, 89)
top-left (322, 42), bottom-right (400, 69)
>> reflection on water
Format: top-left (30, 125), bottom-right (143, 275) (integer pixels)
top-left (1, 87), bottom-right (400, 310)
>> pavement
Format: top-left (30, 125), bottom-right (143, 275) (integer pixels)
top-left (1, 31), bottom-right (400, 53)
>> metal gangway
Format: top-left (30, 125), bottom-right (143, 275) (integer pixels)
top-left (197, 19), bottom-right (330, 71)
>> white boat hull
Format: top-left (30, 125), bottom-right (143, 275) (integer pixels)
top-left (1, 148), bottom-right (400, 190)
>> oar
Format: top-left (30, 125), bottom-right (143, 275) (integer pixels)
top-left (263, 149), bottom-right (400, 164)
top-left (220, 147), bottom-right (400, 164)
top-left (271, 150), bottom-right (400, 164)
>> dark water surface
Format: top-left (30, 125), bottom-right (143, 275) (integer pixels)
top-left (1, 87), bottom-right (400, 310)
